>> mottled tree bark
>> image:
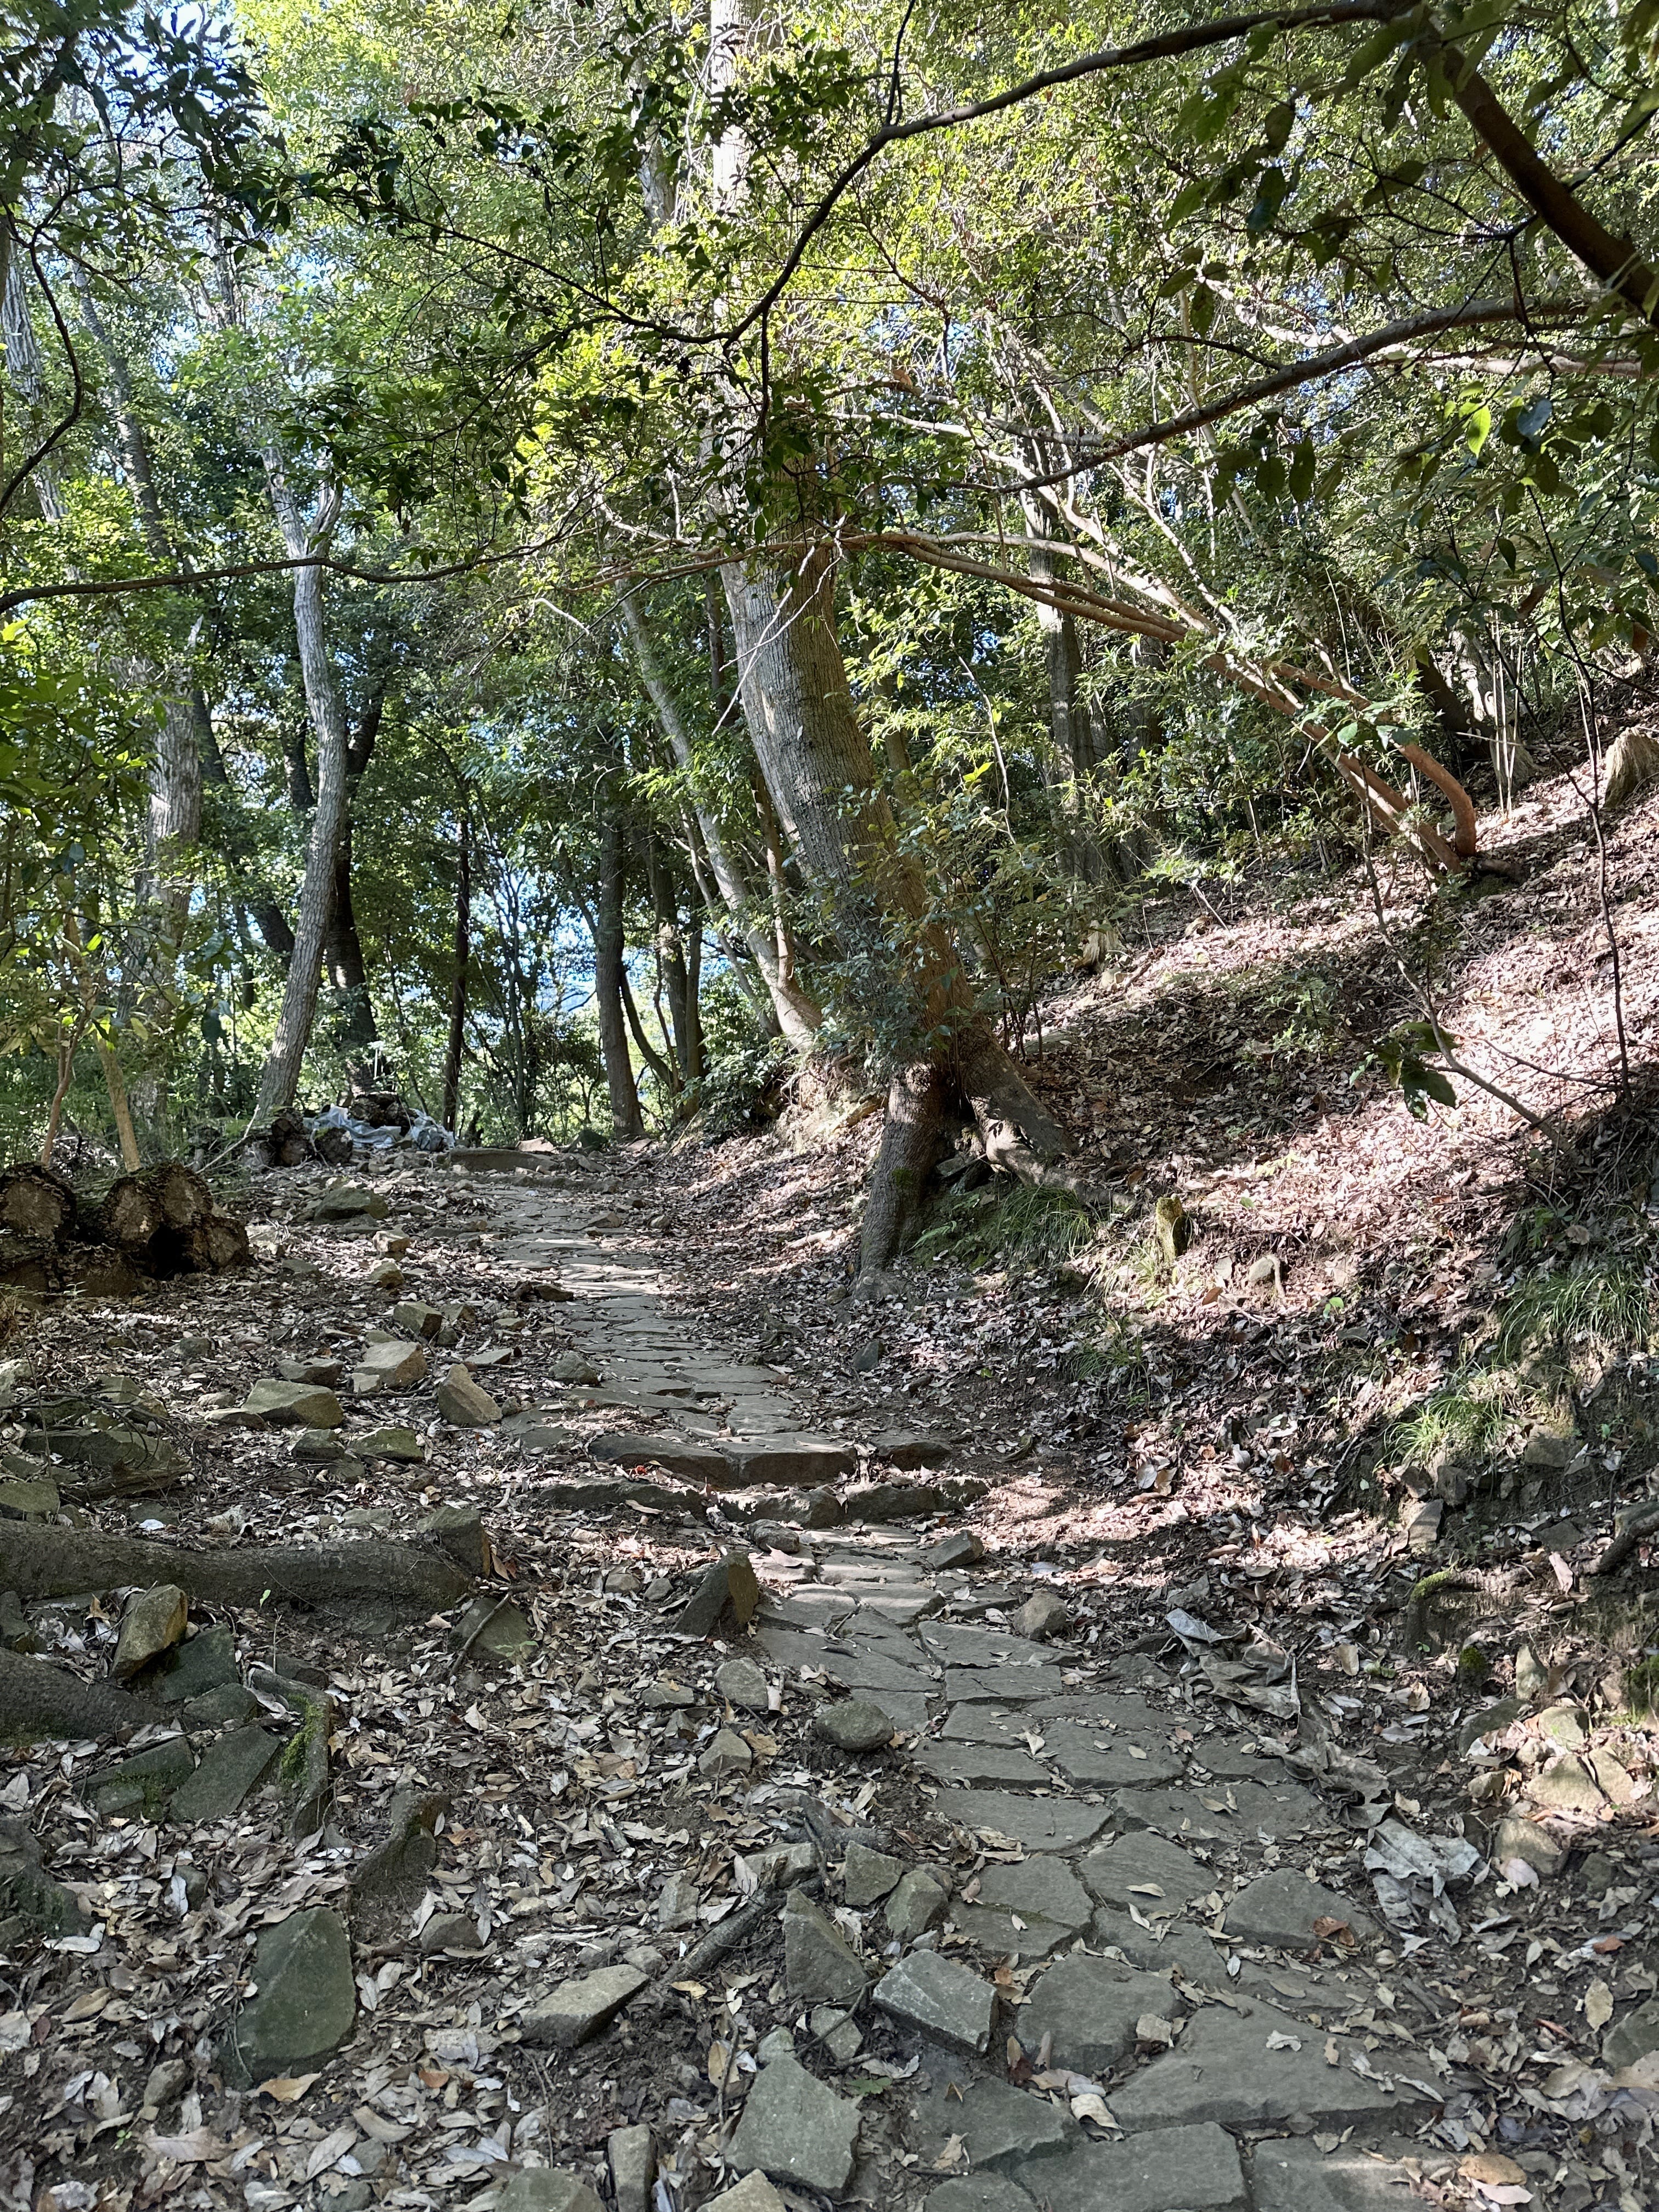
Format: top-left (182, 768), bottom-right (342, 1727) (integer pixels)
top-left (442, 809), bottom-right (470, 1132)
top-left (594, 814), bottom-right (645, 1141)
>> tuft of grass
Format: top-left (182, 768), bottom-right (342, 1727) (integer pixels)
top-left (1494, 1257), bottom-right (1654, 1367)
top-left (1387, 1374), bottom-right (1519, 1475)
top-left (913, 1179), bottom-right (1097, 1273)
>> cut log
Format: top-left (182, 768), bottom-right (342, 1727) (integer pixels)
top-left (151, 1160), bottom-right (215, 1229)
top-left (0, 1231), bottom-right (55, 1293)
top-left (99, 1176), bottom-right (164, 1251)
top-left (0, 1163), bottom-right (76, 1241)
top-left (153, 1213), bottom-right (251, 1276)
top-left (0, 1525), bottom-right (475, 1616)
top-left (0, 1647), bottom-right (163, 1743)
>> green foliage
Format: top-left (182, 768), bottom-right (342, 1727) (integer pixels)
top-left (1370, 1021), bottom-right (1458, 1120)
top-left (1494, 1257), bottom-right (1656, 1365)
top-left (913, 1178), bottom-right (1096, 1274)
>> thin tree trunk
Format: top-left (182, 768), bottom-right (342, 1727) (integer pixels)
top-left (442, 809), bottom-right (470, 1131)
top-left (618, 590), bottom-right (821, 1045)
top-left (322, 687), bottom-right (386, 1068)
top-left (594, 815), bottom-right (645, 1140)
top-left (646, 830), bottom-right (693, 1088)
top-left (255, 456), bottom-right (347, 1122)
top-left (722, 544), bottom-right (1069, 1268)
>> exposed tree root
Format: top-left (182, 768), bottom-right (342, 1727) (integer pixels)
top-left (0, 1649), bottom-right (163, 1743)
top-left (0, 1527), bottom-right (475, 1616)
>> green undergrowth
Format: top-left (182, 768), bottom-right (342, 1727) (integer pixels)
top-left (913, 1178), bottom-right (1098, 1273)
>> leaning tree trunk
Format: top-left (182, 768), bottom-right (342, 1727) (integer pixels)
top-left (619, 590), bottom-right (822, 1045)
top-left (722, 544), bottom-right (1070, 1269)
top-left (255, 455), bottom-right (347, 1122)
top-left (594, 814), bottom-right (645, 1141)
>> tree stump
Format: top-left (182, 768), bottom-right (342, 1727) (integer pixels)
top-left (0, 1164), bottom-right (76, 1242)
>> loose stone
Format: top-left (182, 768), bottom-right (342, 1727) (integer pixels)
top-left (222, 1907), bottom-right (357, 2086)
top-left (521, 1963), bottom-right (649, 2049)
top-left (885, 1868), bottom-right (949, 1938)
top-left (814, 1698), bottom-right (893, 1752)
top-left (874, 1949), bottom-right (996, 2053)
top-left (783, 1893), bottom-right (867, 2005)
top-left (726, 2056), bottom-right (861, 2197)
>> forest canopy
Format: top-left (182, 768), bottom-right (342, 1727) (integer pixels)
top-left (3, 0), bottom-right (1657, 1259)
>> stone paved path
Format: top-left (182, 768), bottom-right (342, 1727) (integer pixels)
top-left (447, 1154), bottom-right (1458, 2212)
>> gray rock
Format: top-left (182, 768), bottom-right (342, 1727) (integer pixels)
top-left (874, 1949), bottom-right (996, 2053)
top-left (726, 2056), bottom-right (861, 2196)
top-left (843, 1839), bottom-right (904, 1906)
top-left (885, 1868), bottom-right (949, 1939)
top-left (1019, 1955), bottom-right (1182, 2073)
top-left (975, 1855), bottom-right (1093, 1933)
top-left (608, 2123), bottom-right (656, 2212)
top-left (452, 1594), bottom-right (535, 1660)
top-left (589, 1431), bottom-right (734, 1485)
top-left (0, 1474), bottom-right (59, 1518)
top-left (419, 1910), bottom-right (486, 1954)
top-left (1491, 1816), bottom-right (1566, 1878)
top-left (420, 1502), bottom-right (492, 1575)
top-left (783, 1894), bottom-right (867, 2005)
top-left (1606, 1996), bottom-right (1659, 2071)
top-left (851, 1480), bottom-right (945, 1522)
top-left (1223, 1870), bottom-right (1378, 1949)
top-left (1010, 2121), bottom-right (1246, 2212)
top-left (699, 1727), bottom-right (753, 1779)
top-left (706, 2176), bottom-right (786, 2212)
top-left (1041, 1723), bottom-right (1184, 1789)
top-left (915, 1741), bottom-right (1051, 1788)
top-left (92, 1734), bottom-right (196, 1816)
top-left (311, 1185), bottom-right (390, 1221)
top-left (182, 1682), bottom-right (259, 1729)
top-left (1079, 1833), bottom-right (1215, 1910)
top-left (940, 1791), bottom-right (1110, 1852)
top-left (1527, 1750), bottom-right (1639, 1813)
top-left (815, 1698), bottom-right (894, 1752)
top-left (924, 1532), bottom-right (985, 1570)
top-left (1111, 1999), bottom-right (1446, 2132)
top-left (522, 1963), bottom-right (649, 2049)
top-left (435, 1364), bottom-right (501, 1425)
top-left (169, 1726), bottom-right (280, 1823)
top-left (1251, 2136), bottom-right (1428, 2212)
top-left (112, 1583), bottom-right (189, 1680)
top-left (1014, 1593), bottom-right (1071, 1642)
top-left (353, 1338), bottom-right (427, 1391)
top-left (915, 2076), bottom-right (1075, 2172)
top-left (948, 1666), bottom-right (1068, 1706)
top-left (925, 2183), bottom-right (1036, 2212)
top-left (1089, 1909), bottom-right (1228, 1984)
top-left (356, 1424), bottom-right (426, 1462)
top-left (1110, 1778), bottom-right (1323, 1842)
top-left (155, 1623), bottom-right (239, 1703)
top-left (222, 1906), bottom-right (356, 2085)
top-left (657, 1872), bottom-right (701, 1930)
top-left (495, 2174), bottom-right (604, 2212)
top-left (724, 1437), bottom-right (857, 1487)
top-left (392, 1300), bottom-right (444, 1339)
top-left (680, 1553), bottom-right (763, 1638)
top-left (1457, 1697), bottom-right (1525, 1756)
top-left (244, 1378), bottom-right (345, 1427)
top-left (810, 2004), bottom-right (862, 2064)
top-left (716, 1657), bottom-right (770, 1712)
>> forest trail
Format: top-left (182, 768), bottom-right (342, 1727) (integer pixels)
top-left (4, 1141), bottom-right (1644, 2212)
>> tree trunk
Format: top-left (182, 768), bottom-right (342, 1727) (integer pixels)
top-left (619, 590), bottom-right (822, 1046)
top-left (324, 812), bottom-right (376, 1064)
top-left (255, 457), bottom-right (347, 1121)
top-left (594, 815), bottom-right (645, 1140)
top-left (442, 809), bottom-right (470, 1131)
top-left (1604, 722), bottom-right (1659, 810)
top-left (721, 544), bottom-right (1069, 1268)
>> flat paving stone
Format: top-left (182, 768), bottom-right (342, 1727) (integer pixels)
top-left (1040, 1723), bottom-right (1185, 1788)
top-left (1025, 1692), bottom-right (1162, 1727)
top-left (726, 2056), bottom-right (861, 2197)
top-left (945, 1667), bottom-right (1066, 1705)
top-left (1109, 1777), bottom-right (1323, 1843)
top-left (874, 1950), bottom-right (997, 2053)
top-left (1079, 1833), bottom-right (1216, 1911)
top-left (910, 2076), bottom-right (1075, 2174)
top-left (975, 1855), bottom-right (1093, 1932)
top-left (923, 2182), bottom-right (1035, 2212)
top-left (915, 1742), bottom-right (1052, 1789)
top-left (168, 1725), bottom-right (280, 1822)
top-left (1191, 1740), bottom-right (1294, 1781)
top-left (939, 1707), bottom-right (1034, 1745)
top-left (1110, 1999), bottom-right (1447, 2134)
top-left (1009, 2121), bottom-right (1246, 2212)
top-left (939, 1791), bottom-right (1111, 1852)
top-left (1250, 2136), bottom-right (1439, 2212)
top-left (1090, 1909), bottom-right (1229, 1984)
top-left (1019, 1954), bottom-right (1182, 2073)
top-left (1223, 1869), bottom-right (1379, 1949)
top-left (919, 1623), bottom-right (1055, 1667)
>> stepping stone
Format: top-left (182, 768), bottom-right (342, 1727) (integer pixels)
top-left (726, 2056), bottom-right (860, 2197)
top-left (725, 1438), bottom-right (857, 1486)
top-left (590, 1432), bottom-right (731, 1483)
top-left (522, 1963), bottom-right (649, 2049)
top-left (168, 1725), bottom-right (280, 1822)
top-left (1018, 1955), bottom-right (1182, 2073)
top-left (1079, 1833), bottom-right (1215, 1911)
top-left (924, 2184), bottom-right (1035, 2212)
top-left (716, 1657), bottom-right (771, 1712)
top-left (1111, 1999), bottom-right (1446, 2133)
top-left (222, 1907), bottom-right (356, 2086)
top-left (1009, 2121), bottom-right (1245, 2212)
top-left (940, 1706), bottom-right (1033, 1745)
top-left (975, 1856), bottom-right (1093, 1933)
top-left (940, 1792), bottom-right (1110, 1853)
top-left (1251, 2136), bottom-right (1430, 2212)
top-left (1026, 1692), bottom-right (1161, 1727)
top-left (1090, 1908), bottom-right (1229, 1983)
top-left (911, 2075), bottom-right (1076, 2174)
top-left (842, 1841), bottom-right (904, 1907)
top-left (1041, 1723), bottom-right (1184, 1788)
top-left (871, 1428), bottom-right (955, 1470)
top-left (244, 1379), bottom-right (345, 1427)
top-left (946, 1667), bottom-right (1066, 1705)
top-left (1192, 1740), bottom-right (1291, 1781)
top-left (915, 1742), bottom-right (1051, 1789)
top-left (1222, 1870), bottom-right (1378, 1949)
top-left (1110, 1778), bottom-right (1323, 1843)
top-left (874, 1949), bottom-right (996, 2054)
top-left (849, 1481), bottom-right (945, 1522)
top-left (920, 1623), bottom-right (1054, 1667)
